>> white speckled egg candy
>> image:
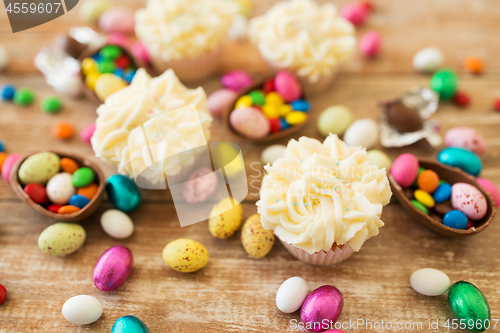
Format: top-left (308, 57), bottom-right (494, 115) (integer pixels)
top-left (101, 209), bottom-right (134, 239)
top-left (343, 119), bottom-right (379, 149)
top-left (261, 144), bottom-right (286, 165)
top-left (62, 295), bottom-right (103, 325)
top-left (276, 277), bottom-right (309, 313)
top-left (46, 173), bottom-right (76, 205)
top-left (410, 268), bottom-right (450, 296)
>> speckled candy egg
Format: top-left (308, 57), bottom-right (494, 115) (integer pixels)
top-left (230, 107), bottom-right (270, 139)
top-left (451, 183), bottom-right (488, 220)
top-left (93, 245), bottom-right (133, 291)
top-left (241, 214), bottom-right (275, 258)
top-left (111, 315), bottom-right (150, 333)
top-left (343, 119), bottom-right (379, 149)
top-left (98, 7), bottom-right (135, 35)
top-left (107, 174), bottom-right (141, 212)
top-left (162, 239), bottom-right (209, 273)
top-left (38, 223), bottom-right (86, 256)
top-left (444, 127), bottom-right (487, 157)
top-left (301, 285), bottom-right (344, 332)
top-left (62, 295), bottom-right (103, 325)
top-left (46, 173), bottom-right (76, 205)
top-left (209, 198), bottom-right (243, 239)
top-left (18, 152), bottom-right (60, 185)
top-left (207, 89), bottom-right (238, 117)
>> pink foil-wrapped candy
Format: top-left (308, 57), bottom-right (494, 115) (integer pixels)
top-left (340, 3), bottom-right (368, 26)
top-left (360, 31), bottom-right (381, 58)
top-left (451, 183), bottom-right (488, 220)
top-left (301, 285), bottom-right (344, 332)
top-left (444, 126), bottom-right (487, 157)
top-left (80, 123), bottom-right (96, 145)
top-left (274, 71), bottom-right (302, 103)
top-left (221, 70), bottom-right (253, 92)
top-left (477, 178), bottom-right (500, 208)
top-left (93, 245), bottom-right (133, 292)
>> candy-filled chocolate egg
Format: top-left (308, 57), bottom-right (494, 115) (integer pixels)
top-left (111, 315), bottom-right (150, 333)
top-left (451, 183), bottom-right (488, 220)
top-left (93, 245), bottom-right (133, 291)
top-left (301, 285), bottom-right (344, 332)
top-left (385, 101), bottom-right (423, 133)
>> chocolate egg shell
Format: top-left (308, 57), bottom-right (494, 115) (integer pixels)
top-left (57, 35), bottom-right (86, 59)
top-left (389, 158), bottom-right (496, 237)
top-left (385, 100), bottom-right (423, 133)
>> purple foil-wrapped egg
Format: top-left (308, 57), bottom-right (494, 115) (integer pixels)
top-left (93, 245), bottom-right (133, 292)
top-left (301, 285), bottom-right (344, 332)
top-left (221, 70), bottom-right (253, 92)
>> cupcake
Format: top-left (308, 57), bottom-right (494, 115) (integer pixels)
top-left (256, 135), bottom-right (392, 265)
top-left (248, 0), bottom-right (356, 95)
top-left (91, 68), bottom-right (212, 187)
top-left (135, 0), bottom-right (239, 82)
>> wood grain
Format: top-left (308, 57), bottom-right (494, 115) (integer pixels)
top-left (1, 0), bottom-right (500, 332)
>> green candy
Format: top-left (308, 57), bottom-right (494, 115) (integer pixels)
top-left (431, 69), bottom-right (458, 100)
top-left (72, 167), bottom-right (95, 187)
top-left (249, 90), bottom-right (265, 106)
top-left (448, 281), bottom-right (490, 333)
top-left (13, 88), bottom-right (35, 106)
top-left (107, 174), bottom-right (141, 212)
top-left (99, 59), bottom-right (116, 73)
top-left (411, 200), bottom-right (428, 214)
top-left (41, 96), bottom-right (62, 114)
top-left (100, 45), bottom-right (122, 60)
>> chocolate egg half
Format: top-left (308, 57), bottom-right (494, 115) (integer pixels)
top-left (385, 101), bottom-right (423, 133)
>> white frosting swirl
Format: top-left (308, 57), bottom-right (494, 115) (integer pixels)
top-left (256, 135), bottom-right (392, 253)
top-left (248, 0), bottom-right (356, 83)
top-left (135, 0), bottom-right (239, 60)
top-left (91, 69), bottom-right (212, 184)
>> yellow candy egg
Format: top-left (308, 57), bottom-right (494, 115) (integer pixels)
top-left (94, 74), bottom-right (127, 101)
top-left (241, 214), bottom-right (275, 258)
top-left (414, 189), bottom-right (435, 208)
top-left (85, 71), bottom-right (101, 89)
top-left (81, 58), bottom-right (97, 75)
top-left (235, 95), bottom-right (253, 108)
top-left (278, 104), bottom-right (292, 117)
top-left (209, 198), bottom-right (243, 239)
top-left (286, 111), bottom-right (308, 125)
top-left (162, 238), bottom-right (209, 273)
top-left (262, 104), bottom-right (279, 119)
top-left (265, 92), bottom-right (284, 106)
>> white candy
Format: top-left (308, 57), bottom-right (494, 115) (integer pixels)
top-left (101, 209), bottom-right (134, 239)
top-left (46, 173), bottom-right (75, 205)
top-left (62, 295), bottom-right (103, 325)
top-left (52, 75), bottom-right (83, 98)
top-left (343, 119), bottom-right (379, 149)
top-left (276, 277), bottom-right (309, 313)
top-left (413, 47), bottom-right (444, 73)
top-left (0, 45), bottom-right (9, 71)
top-left (410, 268), bottom-right (451, 296)
top-left (261, 144), bottom-right (286, 165)
top-left (228, 14), bottom-right (248, 41)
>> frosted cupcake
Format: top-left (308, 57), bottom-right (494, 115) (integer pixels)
top-left (256, 135), bottom-right (392, 265)
top-left (91, 68), bottom-right (212, 187)
top-left (248, 0), bottom-right (356, 95)
top-left (135, 0), bottom-right (239, 82)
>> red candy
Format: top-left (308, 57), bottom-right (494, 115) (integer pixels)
top-left (453, 91), bottom-right (470, 107)
top-left (358, 0), bottom-right (373, 12)
top-left (494, 98), bottom-right (500, 112)
top-left (24, 183), bottom-right (48, 204)
top-left (263, 78), bottom-right (275, 94)
top-left (467, 220), bottom-right (474, 229)
top-left (269, 118), bottom-right (281, 133)
top-left (115, 55), bottom-right (130, 69)
top-left (48, 204), bottom-right (63, 213)
top-left (0, 284), bottom-right (6, 305)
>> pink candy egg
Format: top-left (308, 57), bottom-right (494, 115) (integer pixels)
top-left (444, 126), bottom-right (487, 156)
top-left (451, 183), bottom-right (488, 220)
top-left (80, 123), bottom-right (96, 145)
top-left (340, 3), bottom-right (368, 26)
top-left (274, 71), bottom-right (302, 103)
top-left (221, 71), bottom-right (253, 92)
top-left (1, 153), bottom-right (22, 183)
top-left (360, 31), bottom-right (382, 57)
top-left (477, 178), bottom-right (500, 208)
top-left (98, 7), bottom-right (135, 35)
top-left (230, 107), bottom-right (270, 139)
top-left (183, 168), bottom-right (218, 203)
top-left (93, 245), bottom-right (133, 292)
top-left (131, 41), bottom-right (150, 64)
top-left (107, 32), bottom-right (132, 48)
top-left (391, 153), bottom-right (419, 188)
top-left (301, 285), bottom-right (344, 332)
top-left (207, 89), bottom-right (238, 117)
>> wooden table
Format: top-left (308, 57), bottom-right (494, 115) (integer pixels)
top-left (1, 0), bottom-right (500, 332)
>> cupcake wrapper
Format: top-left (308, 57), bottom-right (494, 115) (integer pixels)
top-left (279, 238), bottom-right (354, 266)
top-left (150, 47), bottom-right (223, 83)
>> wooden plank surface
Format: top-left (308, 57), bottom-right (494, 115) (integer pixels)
top-left (1, 0), bottom-right (500, 332)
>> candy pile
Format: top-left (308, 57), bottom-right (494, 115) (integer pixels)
top-left (17, 152), bottom-right (98, 215)
top-left (81, 45), bottom-right (137, 101)
top-left (0, 84), bottom-right (35, 106)
top-left (229, 71), bottom-right (310, 139)
top-left (391, 153), bottom-right (488, 230)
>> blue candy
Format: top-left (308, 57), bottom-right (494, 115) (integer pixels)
top-left (113, 69), bottom-right (124, 78)
top-left (291, 99), bottom-right (310, 112)
top-left (124, 69), bottom-right (136, 83)
top-left (443, 210), bottom-right (468, 230)
top-left (280, 118), bottom-right (290, 130)
top-left (92, 54), bottom-right (103, 63)
top-left (0, 140), bottom-right (4, 152)
top-left (69, 194), bottom-right (91, 209)
top-left (1, 84), bottom-right (16, 101)
top-left (433, 183), bottom-right (451, 203)
top-left (438, 147), bottom-right (482, 176)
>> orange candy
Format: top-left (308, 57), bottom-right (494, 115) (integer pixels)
top-left (60, 158), bottom-right (79, 174)
top-left (58, 205), bottom-right (80, 214)
top-left (417, 169), bottom-right (439, 193)
top-left (464, 56), bottom-right (484, 74)
top-left (0, 152), bottom-right (7, 172)
top-left (52, 121), bottom-right (75, 140)
top-left (77, 183), bottom-right (98, 200)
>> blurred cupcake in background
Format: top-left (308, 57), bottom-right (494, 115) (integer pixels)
top-left (248, 0), bottom-right (356, 95)
top-left (135, 0), bottom-right (239, 82)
